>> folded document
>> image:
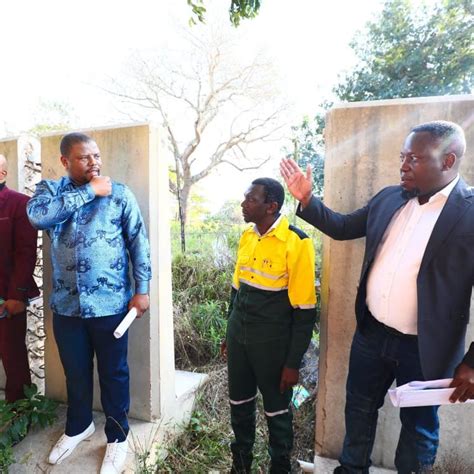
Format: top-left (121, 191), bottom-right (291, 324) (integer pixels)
top-left (389, 378), bottom-right (474, 407)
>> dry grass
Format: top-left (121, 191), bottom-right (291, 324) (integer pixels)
top-left (433, 453), bottom-right (474, 473)
top-left (155, 364), bottom-right (316, 473)
top-left (166, 254), bottom-right (317, 472)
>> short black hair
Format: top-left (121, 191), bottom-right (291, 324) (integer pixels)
top-left (411, 120), bottom-right (466, 157)
top-left (60, 132), bottom-right (94, 157)
top-left (251, 177), bottom-right (285, 211)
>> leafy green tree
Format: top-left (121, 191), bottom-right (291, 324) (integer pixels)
top-left (291, 0), bottom-right (473, 196)
top-left (288, 114), bottom-right (326, 197)
top-left (188, 0), bottom-right (261, 26)
top-left (335, 0), bottom-right (474, 101)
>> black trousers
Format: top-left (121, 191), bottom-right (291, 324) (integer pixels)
top-left (227, 333), bottom-right (293, 473)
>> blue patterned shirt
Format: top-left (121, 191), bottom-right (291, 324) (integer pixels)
top-left (27, 176), bottom-right (151, 318)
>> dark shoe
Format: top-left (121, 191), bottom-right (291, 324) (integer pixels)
top-left (270, 455), bottom-right (291, 473)
top-left (334, 467), bottom-right (350, 474)
top-left (231, 453), bottom-right (252, 474)
top-left (334, 466), bottom-right (370, 474)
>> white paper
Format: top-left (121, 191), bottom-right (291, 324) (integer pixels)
top-left (388, 378), bottom-right (474, 407)
top-left (297, 460), bottom-right (314, 472)
top-left (113, 307), bottom-right (138, 338)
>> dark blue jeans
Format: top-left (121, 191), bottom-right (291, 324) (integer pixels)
top-left (53, 313), bottom-right (130, 442)
top-left (339, 316), bottom-right (439, 474)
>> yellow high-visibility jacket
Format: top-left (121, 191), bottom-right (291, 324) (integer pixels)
top-left (227, 215), bottom-right (317, 369)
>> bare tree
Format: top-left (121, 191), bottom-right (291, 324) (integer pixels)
top-left (105, 31), bottom-right (286, 251)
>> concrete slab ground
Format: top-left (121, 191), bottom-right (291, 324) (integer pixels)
top-left (298, 455), bottom-right (396, 474)
top-left (10, 370), bottom-right (207, 474)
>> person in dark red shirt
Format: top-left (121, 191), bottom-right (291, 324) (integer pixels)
top-left (0, 154), bottom-right (39, 402)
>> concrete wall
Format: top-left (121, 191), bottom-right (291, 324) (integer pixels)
top-left (41, 124), bottom-right (175, 421)
top-left (316, 95), bottom-right (474, 468)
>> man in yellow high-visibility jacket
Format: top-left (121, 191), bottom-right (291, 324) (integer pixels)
top-left (222, 177), bottom-right (317, 473)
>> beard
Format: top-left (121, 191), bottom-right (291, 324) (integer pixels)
top-left (401, 187), bottom-right (420, 199)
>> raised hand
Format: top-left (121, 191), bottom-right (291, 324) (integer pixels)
top-left (90, 176), bottom-right (112, 197)
top-left (280, 158), bottom-right (313, 207)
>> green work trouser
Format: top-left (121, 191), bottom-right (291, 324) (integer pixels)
top-left (227, 333), bottom-right (293, 473)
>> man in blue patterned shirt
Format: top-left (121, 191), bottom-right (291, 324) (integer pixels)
top-left (27, 132), bottom-right (151, 473)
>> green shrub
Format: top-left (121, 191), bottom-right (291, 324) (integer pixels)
top-left (0, 384), bottom-right (58, 472)
top-left (191, 302), bottom-right (227, 353)
top-left (172, 253), bottom-right (234, 305)
top-left (172, 254), bottom-right (234, 369)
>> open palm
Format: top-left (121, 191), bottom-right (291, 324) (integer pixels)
top-left (280, 158), bottom-right (313, 203)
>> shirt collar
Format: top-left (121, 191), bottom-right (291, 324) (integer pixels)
top-left (427, 174), bottom-right (459, 203)
top-left (252, 215), bottom-right (290, 241)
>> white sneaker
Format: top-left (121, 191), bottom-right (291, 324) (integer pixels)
top-left (100, 439), bottom-right (128, 474)
top-left (48, 421), bottom-right (95, 465)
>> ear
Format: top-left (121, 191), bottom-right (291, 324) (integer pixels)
top-left (60, 156), bottom-right (69, 170)
top-left (267, 202), bottom-right (279, 215)
top-left (442, 152), bottom-right (456, 171)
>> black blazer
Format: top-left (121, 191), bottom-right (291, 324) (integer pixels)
top-left (297, 178), bottom-right (474, 380)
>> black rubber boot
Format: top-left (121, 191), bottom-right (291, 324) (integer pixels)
top-left (269, 455), bottom-right (291, 473)
top-left (230, 452), bottom-right (253, 474)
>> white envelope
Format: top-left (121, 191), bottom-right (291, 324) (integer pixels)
top-left (389, 378), bottom-right (474, 407)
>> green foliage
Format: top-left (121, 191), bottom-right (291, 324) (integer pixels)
top-left (129, 423), bottom-right (163, 474)
top-left (290, 0), bottom-right (473, 198)
top-left (336, 0), bottom-right (474, 101)
top-left (171, 219), bottom-right (244, 258)
top-left (188, 0), bottom-right (261, 26)
top-left (229, 0), bottom-right (261, 26)
top-left (154, 367), bottom-right (271, 472)
top-left (172, 253), bottom-right (234, 304)
top-left (187, 0), bottom-right (206, 26)
top-left (154, 365), bottom-right (316, 472)
top-left (172, 253), bottom-right (234, 368)
top-left (0, 384), bottom-right (58, 472)
top-left (191, 302), bottom-right (228, 351)
top-left (286, 112), bottom-right (327, 198)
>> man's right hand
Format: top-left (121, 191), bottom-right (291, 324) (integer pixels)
top-left (220, 339), bottom-right (227, 359)
top-left (280, 158), bottom-right (313, 208)
top-left (90, 176), bottom-right (112, 197)
top-left (4, 299), bottom-right (26, 317)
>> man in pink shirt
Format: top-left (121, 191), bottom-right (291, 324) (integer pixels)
top-left (281, 121), bottom-right (474, 474)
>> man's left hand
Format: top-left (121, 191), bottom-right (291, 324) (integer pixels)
top-left (449, 362), bottom-right (474, 403)
top-left (279, 367), bottom-right (299, 393)
top-left (128, 294), bottom-right (150, 319)
top-left (4, 299), bottom-right (26, 317)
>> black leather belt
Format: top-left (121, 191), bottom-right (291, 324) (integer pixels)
top-left (367, 312), bottom-right (418, 340)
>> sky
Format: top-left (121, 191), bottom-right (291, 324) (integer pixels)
top-left (0, 0), bottom-right (383, 211)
